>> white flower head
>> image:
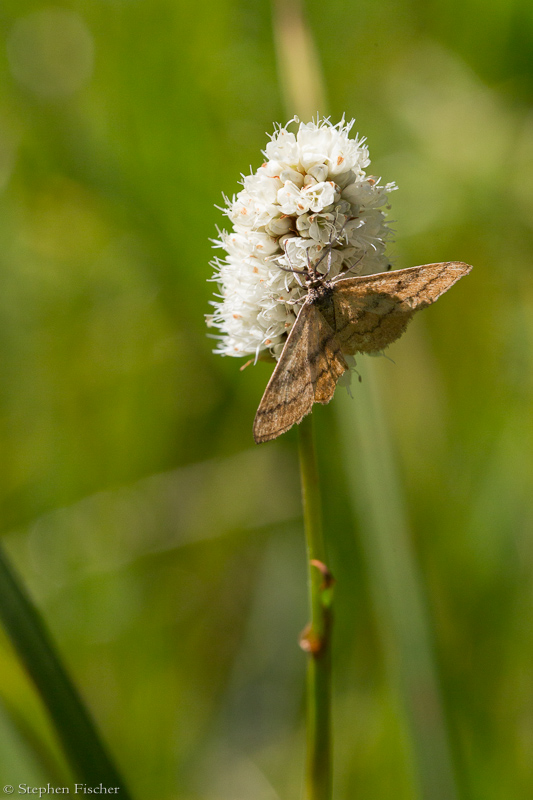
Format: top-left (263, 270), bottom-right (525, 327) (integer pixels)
top-left (208, 117), bottom-right (396, 360)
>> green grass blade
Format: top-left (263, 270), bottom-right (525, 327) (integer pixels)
top-left (337, 360), bottom-right (459, 800)
top-left (0, 541), bottom-right (132, 796)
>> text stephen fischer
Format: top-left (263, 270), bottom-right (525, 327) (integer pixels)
top-left (17, 786), bottom-right (119, 795)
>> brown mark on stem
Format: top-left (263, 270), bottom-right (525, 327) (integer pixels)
top-left (299, 560), bottom-right (335, 656)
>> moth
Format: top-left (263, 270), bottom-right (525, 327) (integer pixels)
top-left (253, 259), bottom-right (472, 443)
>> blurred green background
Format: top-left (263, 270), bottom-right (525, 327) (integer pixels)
top-left (0, 0), bottom-right (532, 798)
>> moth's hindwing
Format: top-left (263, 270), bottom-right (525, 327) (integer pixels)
top-left (331, 261), bottom-right (472, 354)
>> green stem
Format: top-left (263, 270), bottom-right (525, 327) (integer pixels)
top-left (0, 540), bottom-right (132, 796)
top-left (298, 414), bottom-right (333, 800)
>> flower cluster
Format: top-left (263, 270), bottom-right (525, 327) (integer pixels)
top-left (208, 117), bottom-right (395, 360)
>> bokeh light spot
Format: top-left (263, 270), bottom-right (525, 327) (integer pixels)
top-left (7, 9), bottom-right (94, 99)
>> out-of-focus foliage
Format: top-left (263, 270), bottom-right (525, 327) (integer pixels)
top-left (0, 0), bottom-right (532, 798)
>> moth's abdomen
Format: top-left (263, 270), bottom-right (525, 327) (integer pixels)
top-left (312, 285), bottom-right (336, 329)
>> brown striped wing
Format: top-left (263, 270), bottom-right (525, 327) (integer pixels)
top-left (332, 261), bottom-right (472, 355)
top-left (253, 300), bottom-right (348, 444)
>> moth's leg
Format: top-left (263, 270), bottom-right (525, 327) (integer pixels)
top-left (308, 212), bottom-right (363, 279)
top-left (276, 240), bottom-right (312, 286)
top-left (338, 250), bottom-right (366, 278)
top-left (323, 247), bottom-right (333, 278)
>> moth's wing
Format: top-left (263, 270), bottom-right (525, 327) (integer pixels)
top-left (309, 304), bottom-right (349, 405)
top-left (332, 261), bottom-right (472, 354)
top-left (253, 301), bottom-right (348, 443)
top-left (337, 261), bottom-right (472, 307)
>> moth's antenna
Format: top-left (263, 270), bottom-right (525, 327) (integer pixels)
top-left (338, 249), bottom-right (368, 279)
top-left (275, 240), bottom-right (308, 289)
top-left (323, 220), bottom-right (337, 278)
top-left (308, 212), bottom-right (358, 279)
top-left (276, 262), bottom-right (307, 276)
top-left (324, 247), bottom-right (333, 278)
top-left (306, 248), bottom-right (314, 280)
top-left (278, 212), bottom-right (366, 285)
top-left (308, 243), bottom-right (332, 279)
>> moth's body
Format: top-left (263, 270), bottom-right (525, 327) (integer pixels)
top-left (253, 261), bottom-right (472, 443)
top-left (306, 280), bottom-right (335, 325)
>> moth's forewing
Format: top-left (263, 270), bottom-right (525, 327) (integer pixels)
top-left (333, 261), bottom-right (472, 354)
top-left (253, 299), bottom-right (348, 443)
top-left (253, 302), bottom-right (316, 444)
top-left (335, 262), bottom-right (472, 310)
